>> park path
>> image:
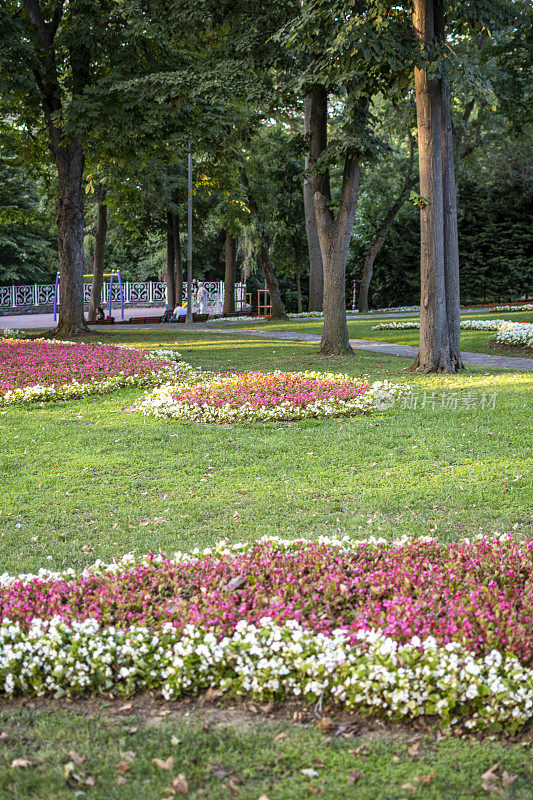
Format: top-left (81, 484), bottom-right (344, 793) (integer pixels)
top-left (207, 327), bottom-right (533, 371)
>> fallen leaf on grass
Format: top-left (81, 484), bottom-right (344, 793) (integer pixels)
top-left (401, 782), bottom-right (417, 793)
top-left (418, 770), bottom-right (436, 785)
top-left (301, 768), bottom-right (319, 778)
top-left (408, 742), bottom-right (420, 757)
top-left (11, 758), bottom-right (31, 768)
top-left (0, 731), bottom-right (9, 741)
top-left (347, 769), bottom-right (364, 783)
top-left (227, 777), bottom-right (240, 796)
top-left (116, 775), bottom-right (127, 786)
top-left (316, 717), bottom-right (335, 733)
top-left (84, 775), bottom-right (96, 787)
top-left (170, 736), bottom-right (182, 746)
top-left (349, 745), bottom-right (369, 757)
top-left (308, 784), bottom-right (324, 795)
top-left (257, 795), bottom-right (271, 800)
top-left (501, 771), bottom-right (517, 789)
top-left (163, 774), bottom-right (189, 795)
top-left (119, 750), bottom-right (136, 763)
top-left (274, 732), bottom-right (288, 743)
top-left (482, 764), bottom-right (502, 795)
top-left (153, 756), bottom-right (174, 771)
top-left (67, 750), bottom-right (85, 766)
top-left (115, 760), bottom-right (131, 774)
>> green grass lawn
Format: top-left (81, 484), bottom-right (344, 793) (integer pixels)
top-left (1, 703), bottom-right (532, 800)
top-left (215, 311), bottom-right (533, 358)
top-left (1, 329), bottom-right (532, 799)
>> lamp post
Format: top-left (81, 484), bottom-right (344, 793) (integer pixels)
top-left (186, 142), bottom-right (193, 324)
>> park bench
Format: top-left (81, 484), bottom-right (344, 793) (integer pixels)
top-left (128, 316), bottom-right (162, 324)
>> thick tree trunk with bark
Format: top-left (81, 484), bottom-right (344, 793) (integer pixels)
top-left (437, 2), bottom-right (463, 370)
top-left (412, 0), bottom-right (462, 372)
top-left (310, 85), bottom-right (360, 355)
top-left (23, 0), bottom-right (90, 337)
top-left (240, 168), bottom-right (288, 319)
top-left (166, 211), bottom-right (176, 308)
top-left (223, 230), bottom-right (236, 314)
top-left (303, 97), bottom-right (323, 311)
top-left (172, 212), bottom-right (183, 305)
top-left (53, 141), bottom-right (88, 336)
top-left (87, 184), bottom-right (107, 322)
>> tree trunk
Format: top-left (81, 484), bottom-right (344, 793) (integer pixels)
top-left (295, 265), bottom-right (303, 313)
top-left (166, 211), bottom-right (176, 308)
top-left (240, 167), bottom-right (288, 319)
top-left (437, 2), bottom-right (463, 370)
top-left (303, 96), bottom-right (323, 311)
top-left (52, 141), bottom-right (88, 337)
top-left (172, 209), bottom-right (183, 306)
top-left (87, 184), bottom-right (108, 322)
top-left (257, 233), bottom-right (287, 318)
top-left (310, 85), bottom-right (359, 355)
top-left (223, 230), bottom-right (236, 314)
top-left (358, 175), bottom-right (417, 313)
top-left (412, 0), bottom-right (456, 373)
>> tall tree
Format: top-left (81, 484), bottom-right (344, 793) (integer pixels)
top-left (412, 0), bottom-right (462, 372)
top-left (303, 97), bottom-right (323, 311)
top-left (309, 85), bottom-right (361, 353)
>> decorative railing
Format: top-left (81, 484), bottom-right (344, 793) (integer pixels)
top-left (1, 281), bottom-right (247, 312)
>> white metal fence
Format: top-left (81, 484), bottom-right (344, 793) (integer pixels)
top-left (0, 281), bottom-right (246, 313)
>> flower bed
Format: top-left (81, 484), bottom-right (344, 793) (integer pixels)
top-left (495, 323), bottom-right (533, 349)
top-left (134, 371), bottom-right (406, 423)
top-left (0, 339), bottom-right (198, 405)
top-left (372, 319), bottom-right (533, 349)
top-left (489, 304), bottom-right (533, 313)
top-left (0, 536), bottom-right (531, 731)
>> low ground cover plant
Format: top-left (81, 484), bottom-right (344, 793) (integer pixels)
top-left (135, 371), bottom-right (406, 422)
top-left (1, 536), bottom-right (531, 731)
top-left (0, 339), bottom-right (196, 404)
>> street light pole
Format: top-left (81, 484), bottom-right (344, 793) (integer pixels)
top-left (186, 141), bottom-right (193, 324)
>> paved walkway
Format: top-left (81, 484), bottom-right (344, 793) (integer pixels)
top-left (208, 327), bottom-right (533, 371)
top-left (0, 305), bottom-right (499, 330)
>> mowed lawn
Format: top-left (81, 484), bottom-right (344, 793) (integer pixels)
top-left (1, 330), bottom-right (532, 800)
top-left (1, 329), bottom-right (531, 576)
top-left (217, 310), bottom-right (533, 357)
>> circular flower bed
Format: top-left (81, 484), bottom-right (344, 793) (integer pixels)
top-left (0, 536), bottom-right (531, 731)
top-left (0, 339), bottom-right (197, 405)
top-left (135, 371), bottom-right (407, 422)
